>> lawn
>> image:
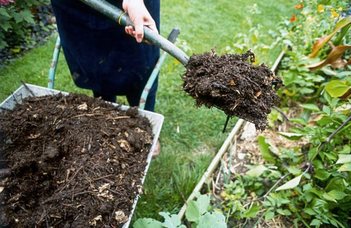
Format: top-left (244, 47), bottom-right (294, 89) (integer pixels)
top-left (0, 0), bottom-right (295, 221)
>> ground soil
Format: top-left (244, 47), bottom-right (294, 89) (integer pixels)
top-left (0, 93), bottom-right (153, 227)
top-left (183, 50), bottom-right (281, 130)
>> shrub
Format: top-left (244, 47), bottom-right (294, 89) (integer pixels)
top-left (0, 0), bottom-right (53, 52)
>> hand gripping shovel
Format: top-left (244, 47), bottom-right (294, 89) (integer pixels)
top-left (80, 0), bottom-right (189, 66)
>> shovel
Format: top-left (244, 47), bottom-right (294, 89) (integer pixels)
top-left (79, 0), bottom-right (281, 131)
top-left (80, 0), bottom-right (189, 66)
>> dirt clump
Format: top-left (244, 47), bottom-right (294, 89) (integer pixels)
top-left (183, 50), bottom-right (281, 130)
top-left (0, 93), bottom-right (153, 227)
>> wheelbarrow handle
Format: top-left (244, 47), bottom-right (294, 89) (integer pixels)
top-left (79, 0), bottom-right (189, 66)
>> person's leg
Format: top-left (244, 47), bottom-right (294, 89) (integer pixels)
top-left (126, 76), bottom-right (158, 111)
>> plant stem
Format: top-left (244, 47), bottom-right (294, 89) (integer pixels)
top-left (261, 173), bottom-right (289, 200)
top-left (316, 111), bottom-right (351, 159)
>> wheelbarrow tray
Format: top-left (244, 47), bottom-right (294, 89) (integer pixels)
top-left (0, 84), bottom-right (164, 228)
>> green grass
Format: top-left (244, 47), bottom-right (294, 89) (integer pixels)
top-left (0, 0), bottom-right (295, 222)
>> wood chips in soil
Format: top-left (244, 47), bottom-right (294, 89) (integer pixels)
top-left (183, 50), bottom-right (281, 130)
top-left (0, 93), bottom-right (153, 227)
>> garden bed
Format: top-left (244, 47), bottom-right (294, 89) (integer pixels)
top-left (0, 84), bottom-right (163, 227)
top-left (210, 116), bottom-right (301, 227)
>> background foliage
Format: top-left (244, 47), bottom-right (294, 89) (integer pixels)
top-left (0, 0), bottom-right (53, 59)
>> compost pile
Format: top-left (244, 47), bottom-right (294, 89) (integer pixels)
top-left (0, 93), bottom-right (153, 227)
top-left (183, 50), bottom-right (281, 130)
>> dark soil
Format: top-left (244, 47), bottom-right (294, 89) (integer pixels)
top-left (0, 93), bottom-right (153, 227)
top-left (183, 50), bottom-right (281, 130)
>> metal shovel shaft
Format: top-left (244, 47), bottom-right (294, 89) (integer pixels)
top-left (79, 0), bottom-right (189, 66)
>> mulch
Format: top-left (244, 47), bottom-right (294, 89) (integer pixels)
top-left (0, 93), bottom-right (153, 227)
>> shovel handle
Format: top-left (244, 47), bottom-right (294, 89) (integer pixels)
top-left (79, 0), bottom-right (189, 66)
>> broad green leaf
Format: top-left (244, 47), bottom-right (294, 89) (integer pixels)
top-left (321, 67), bottom-right (337, 76)
top-left (310, 219), bottom-right (322, 226)
top-left (314, 169), bottom-right (331, 181)
top-left (276, 209), bottom-right (292, 216)
top-left (304, 208), bottom-right (315, 216)
top-left (242, 203), bottom-right (260, 218)
top-left (322, 105), bottom-right (331, 115)
top-left (299, 88), bottom-right (314, 94)
top-left (257, 136), bottom-right (276, 164)
top-left (278, 132), bottom-right (304, 140)
top-left (308, 148), bottom-right (318, 161)
top-left (276, 174), bottom-right (303, 191)
top-left (21, 10), bottom-right (35, 24)
top-left (185, 195), bottom-right (211, 223)
top-left (339, 145), bottom-right (351, 154)
top-left (309, 16), bottom-right (351, 58)
top-left (336, 154), bottom-right (351, 164)
top-left (196, 194), bottom-right (211, 215)
top-left (324, 151), bottom-right (337, 161)
top-left (133, 218), bottom-right (163, 228)
top-left (336, 71), bottom-right (351, 78)
top-left (323, 192), bottom-right (337, 202)
top-left (264, 211), bottom-right (275, 221)
top-left (0, 8), bottom-right (10, 18)
top-left (159, 212), bottom-right (183, 228)
top-left (323, 190), bottom-right (346, 203)
top-left (307, 187), bottom-right (324, 198)
top-left (290, 118), bottom-right (307, 125)
top-left (325, 177), bottom-right (346, 192)
top-left (327, 190), bottom-right (347, 200)
top-left (287, 166), bottom-right (301, 175)
top-left (308, 45), bottom-right (351, 70)
top-left (300, 103), bottom-right (320, 112)
top-left (338, 163), bottom-right (351, 172)
top-left (197, 212), bottom-right (227, 228)
top-left (246, 164), bottom-right (268, 177)
top-left (0, 22), bottom-right (11, 32)
top-left (325, 80), bottom-right (351, 98)
top-left (185, 201), bottom-right (200, 223)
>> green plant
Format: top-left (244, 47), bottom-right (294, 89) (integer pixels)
top-left (0, 0), bottom-right (51, 50)
top-left (133, 194), bottom-right (226, 228)
top-left (217, 2), bottom-right (351, 227)
top-left (274, 0), bottom-right (350, 103)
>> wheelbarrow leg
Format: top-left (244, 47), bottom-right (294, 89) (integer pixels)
top-left (139, 28), bottom-right (180, 110)
top-left (48, 36), bottom-right (61, 89)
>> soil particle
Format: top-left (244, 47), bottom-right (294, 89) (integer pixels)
top-left (183, 50), bottom-right (281, 130)
top-left (0, 93), bottom-right (153, 227)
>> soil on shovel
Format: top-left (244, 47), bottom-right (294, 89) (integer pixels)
top-left (183, 50), bottom-right (281, 130)
top-left (0, 93), bottom-right (153, 227)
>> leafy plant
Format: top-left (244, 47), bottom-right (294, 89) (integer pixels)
top-left (274, 0), bottom-right (350, 103)
top-left (0, 0), bottom-right (52, 51)
top-left (216, 1), bottom-right (351, 227)
top-left (133, 194), bottom-right (226, 228)
top-left (307, 16), bottom-right (351, 71)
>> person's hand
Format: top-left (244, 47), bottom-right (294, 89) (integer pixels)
top-left (122, 0), bottom-right (158, 43)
